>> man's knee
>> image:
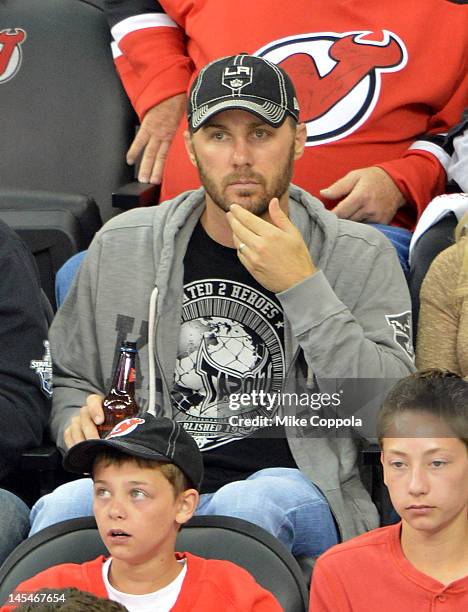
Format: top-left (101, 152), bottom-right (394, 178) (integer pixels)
top-left (198, 478), bottom-right (290, 540)
top-left (201, 471), bottom-right (325, 518)
top-left (198, 472), bottom-right (337, 556)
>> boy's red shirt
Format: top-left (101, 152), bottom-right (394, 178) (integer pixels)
top-left (2, 552), bottom-right (282, 611)
top-left (310, 522), bottom-right (468, 611)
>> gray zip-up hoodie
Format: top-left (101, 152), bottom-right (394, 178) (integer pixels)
top-left (49, 185), bottom-right (414, 541)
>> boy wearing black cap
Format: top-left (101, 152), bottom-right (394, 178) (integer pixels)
top-left (6, 416), bottom-right (281, 612)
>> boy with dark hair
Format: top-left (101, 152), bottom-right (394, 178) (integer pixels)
top-left (310, 370), bottom-right (468, 611)
top-left (4, 416), bottom-right (281, 612)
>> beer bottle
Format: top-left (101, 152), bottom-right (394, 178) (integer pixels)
top-left (98, 341), bottom-right (140, 438)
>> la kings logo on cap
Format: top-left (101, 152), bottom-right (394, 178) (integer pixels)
top-left (222, 65), bottom-right (253, 92)
top-left (30, 340), bottom-right (53, 397)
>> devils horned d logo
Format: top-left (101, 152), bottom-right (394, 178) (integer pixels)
top-left (257, 30), bottom-right (407, 146)
top-left (107, 418), bottom-right (145, 439)
top-left (0, 28), bottom-right (26, 84)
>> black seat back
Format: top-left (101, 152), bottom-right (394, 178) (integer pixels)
top-left (0, 191), bottom-right (101, 308)
top-left (0, 0), bottom-right (136, 222)
top-left (0, 516), bottom-right (309, 611)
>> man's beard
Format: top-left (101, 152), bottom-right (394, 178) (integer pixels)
top-left (194, 141), bottom-right (296, 216)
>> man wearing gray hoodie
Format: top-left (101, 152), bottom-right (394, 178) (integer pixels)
top-left (30, 55), bottom-right (414, 557)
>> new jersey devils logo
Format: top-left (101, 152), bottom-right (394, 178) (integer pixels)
top-left (257, 30), bottom-right (407, 146)
top-left (0, 29), bottom-right (26, 84)
top-left (107, 417), bottom-right (145, 439)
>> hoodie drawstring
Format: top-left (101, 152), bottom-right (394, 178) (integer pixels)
top-left (148, 285), bottom-right (159, 415)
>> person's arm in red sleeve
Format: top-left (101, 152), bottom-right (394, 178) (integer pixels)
top-left (104, 0), bottom-right (193, 183)
top-left (375, 146), bottom-right (448, 222)
top-left (322, 68), bottom-right (468, 227)
top-left (375, 75), bottom-right (468, 220)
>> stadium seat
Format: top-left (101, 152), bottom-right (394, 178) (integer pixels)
top-left (0, 516), bottom-right (309, 611)
top-left (0, 0), bottom-right (159, 304)
top-left (0, 192), bottom-right (101, 309)
top-left (0, 0), bottom-right (139, 222)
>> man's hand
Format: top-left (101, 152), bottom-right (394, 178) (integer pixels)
top-left (127, 93), bottom-right (187, 184)
top-left (63, 394), bottom-right (104, 449)
top-left (226, 199), bottom-right (316, 293)
top-left (321, 166), bottom-right (406, 224)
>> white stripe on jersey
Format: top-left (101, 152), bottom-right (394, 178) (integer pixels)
top-left (409, 139), bottom-right (451, 170)
top-left (111, 41), bottom-right (123, 59)
top-left (111, 13), bottom-right (179, 44)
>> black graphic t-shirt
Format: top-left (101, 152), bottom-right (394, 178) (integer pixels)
top-left (172, 222), bottom-right (296, 493)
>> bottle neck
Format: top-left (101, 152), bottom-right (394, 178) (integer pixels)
top-left (112, 351), bottom-right (136, 394)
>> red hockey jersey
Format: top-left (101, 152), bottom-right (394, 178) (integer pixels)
top-left (107, 1), bottom-right (468, 228)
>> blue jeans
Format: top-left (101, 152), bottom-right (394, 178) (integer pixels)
top-left (55, 251), bottom-right (86, 307)
top-left (197, 468), bottom-right (338, 556)
top-left (370, 224), bottom-right (412, 276)
top-left (0, 489), bottom-right (30, 565)
top-left (29, 468), bottom-right (338, 557)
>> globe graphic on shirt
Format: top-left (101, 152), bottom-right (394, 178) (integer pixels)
top-left (172, 317), bottom-right (267, 418)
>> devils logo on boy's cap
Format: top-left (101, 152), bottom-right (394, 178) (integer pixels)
top-left (107, 418), bottom-right (145, 439)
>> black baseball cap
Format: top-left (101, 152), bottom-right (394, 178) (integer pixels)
top-left (63, 415), bottom-right (204, 491)
top-left (188, 54), bottom-right (300, 132)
